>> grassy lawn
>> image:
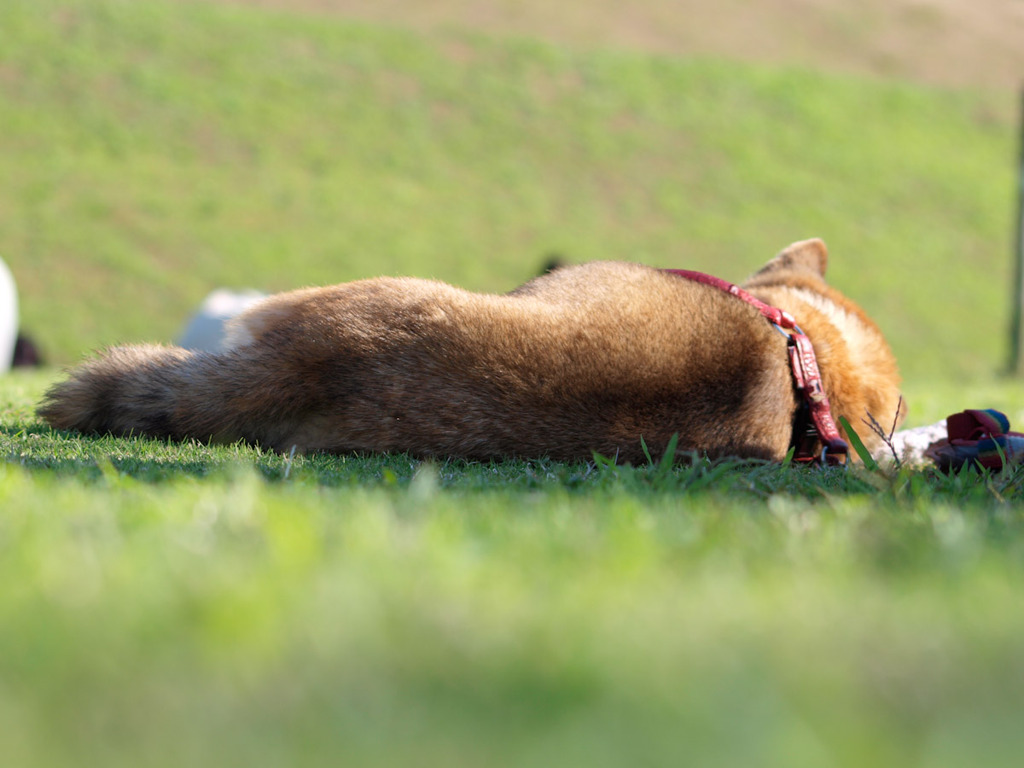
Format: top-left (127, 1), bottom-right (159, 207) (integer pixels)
top-left (5, 372), bottom-right (1024, 767)
top-left (4, 1), bottom-right (1024, 766)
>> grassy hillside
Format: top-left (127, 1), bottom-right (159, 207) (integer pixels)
top-left (0, 0), bottom-right (1017, 391)
top-left (224, 0), bottom-right (1024, 90)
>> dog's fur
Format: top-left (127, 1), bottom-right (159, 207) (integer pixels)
top-left (39, 239), bottom-right (904, 463)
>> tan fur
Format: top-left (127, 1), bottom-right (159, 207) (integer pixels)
top-left (38, 239), bottom-right (904, 463)
top-left (743, 239), bottom-right (907, 449)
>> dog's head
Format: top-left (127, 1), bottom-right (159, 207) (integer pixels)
top-left (745, 239), bottom-right (907, 453)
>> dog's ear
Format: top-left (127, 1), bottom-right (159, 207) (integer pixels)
top-left (754, 239), bottom-right (828, 279)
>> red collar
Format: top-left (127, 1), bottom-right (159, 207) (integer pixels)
top-left (663, 269), bottom-right (849, 465)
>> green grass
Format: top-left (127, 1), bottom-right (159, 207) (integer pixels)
top-left (6, 372), bottom-right (1024, 766)
top-left (5, 1), bottom-right (1024, 765)
top-left (0, 0), bottom-right (1017, 383)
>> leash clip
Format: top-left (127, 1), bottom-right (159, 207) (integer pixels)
top-left (821, 443), bottom-right (851, 468)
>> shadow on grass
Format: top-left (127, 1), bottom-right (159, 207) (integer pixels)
top-left (0, 423), bottom-right (234, 482)
top-left (1, 422), bottom-right (567, 488)
top-left (0, 422), bottom-right (859, 501)
top-left (5, 424), bottom-right (1023, 508)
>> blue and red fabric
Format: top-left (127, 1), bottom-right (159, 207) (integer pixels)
top-left (928, 409), bottom-right (1024, 471)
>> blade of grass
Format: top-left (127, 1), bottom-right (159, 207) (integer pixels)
top-left (839, 415), bottom-right (879, 472)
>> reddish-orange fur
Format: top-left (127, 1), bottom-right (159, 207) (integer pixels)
top-left (38, 239), bottom-right (904, 462)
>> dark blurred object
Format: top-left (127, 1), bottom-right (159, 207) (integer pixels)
top-left (540, 254), bottom-right (567, 275)
top-left (12, 333), bottom-right (43, 368)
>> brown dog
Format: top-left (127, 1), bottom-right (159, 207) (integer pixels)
top-left (39, 239), bottom-right (903, 463)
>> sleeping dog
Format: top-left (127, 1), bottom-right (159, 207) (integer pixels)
top-left (40, 239), bottom-right (904, 463)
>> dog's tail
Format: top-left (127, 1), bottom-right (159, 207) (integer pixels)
top-left (38, 344), bottom-right (298, 447)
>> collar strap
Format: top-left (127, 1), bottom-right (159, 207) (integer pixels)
top-left (662, 269), bottom-right (849, 465)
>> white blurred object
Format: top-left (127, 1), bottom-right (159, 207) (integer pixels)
top-left (874, 420), bottom-right (948, 467)
top-left (0, 257), bottom-right (17, 374)
top-left (177, 289), bottom-right (266, 353)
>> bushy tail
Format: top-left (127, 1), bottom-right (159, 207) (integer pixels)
top-left (38, 344), bottom-right (293, 446)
